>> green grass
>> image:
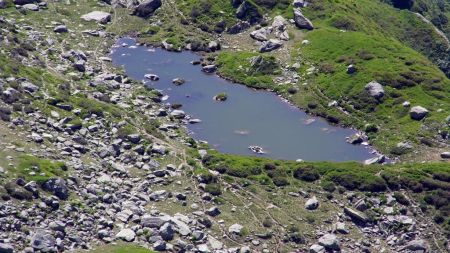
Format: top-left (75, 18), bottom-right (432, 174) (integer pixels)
top-left (13, 155), bottom-right (66, 184)
top-left (86, 244), bottom-right (155, 253)
top-left (216, 52), bottom-right (280, 89)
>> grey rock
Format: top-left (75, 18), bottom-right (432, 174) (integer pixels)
top-left (403, 240), bottom-right (427, 251)
top-left (318, 233), bottom-right (339, 251)
top-left (228, 223), bottom-right (243, 234)
top-left (410, 106), bottom-right (429, 120)
top-left (441, 152), bottom-right (450, 159)
top-left (294, 8), bottom-right (313, 30)
top-left (141, 215), bottom-right (167, 228)
top-left (202, 65), bottom-right (217, 73)
top-left (31, 231), bottom-right (56, 252)
top-left (134, 0), bottom-right (162, 18)
top-left (20, 81), bottom-right (39, 92)
top-left (116, 228), bottom-right (135, 242)
top-left (159, 223), bottom-right (175, 241)
top-left (293, 0), bottom-right (308, 8)
top-left (305, 196), bottom-right (319, 210)
top-left (81, 11), bottom-right (112, 24)
top-left (54, 25), bottom-right (68, 33)
top-left (309, 244), bottom-right (325, 253)
top-left (364, 155), bottom-right (385, 165)
top-left (42, 178), bottom-right (69, 200)
top-left (0, 0), bottom-right (6, 8)
top-left (344, 207), bottom-right (369, 225)
top-left (206, 206), bottom-right (221, 217)
top-left (250, 28), bottom-right (268, 41)
top-left (170, 109), bottom-right (185, 119)
top-left (153, 240), bottom-right (166, 251)
top-left (259, 39), bottom-right (283, 53)
top-left (22, 3), bottom-right (39, 11)
top-left (365, 81), bottom-right (384, 99)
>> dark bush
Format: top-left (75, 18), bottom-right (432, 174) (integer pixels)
top-left (393, 192), bottom-right (410, 206)
top-left (268, 169), bottom-right (289, 187)
top-left (264, 163), bottom-right (276, 170)
top-left (321, 181), bottom-right (336, 192)
top-left (293, 167), bottom-right (320, 182)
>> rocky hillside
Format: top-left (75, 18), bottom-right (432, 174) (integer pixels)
top-left (0, 0), bottom-right (449, 253)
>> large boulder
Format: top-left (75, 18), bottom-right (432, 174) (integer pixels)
top-left (344, 207), bottom-right (369, 225)
top-left (42, 178), bottom-right (69, 200)
top-left (116, 228), bottom-right (136, 242)
top-left (259, 39), bottom-right (283, 53)
top-left (133, 0), bottom-right (161, 18)
top-left (294, 8), bottom-right (313, 30)
top-left (318, 234), bottom-right (340, 251)
top-left (410, 106), bottom-right (428, 120)
top-left (250, 28), bottom-right (268, 41)
top-left (81, 11), bottom-right (112, 24)
top-left (305, 196), bottom-right (319, 210)
top-left (30, 231), bottom-right (56, 252)
top-left (235, 0), bottom-right (262, 24)
top-left (365, 81), bottom-right (384, 99)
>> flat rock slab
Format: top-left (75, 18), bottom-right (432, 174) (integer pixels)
top-left (81, 11), bottom-right (111, 24)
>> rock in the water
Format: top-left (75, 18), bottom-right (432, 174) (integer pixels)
top-left (145, 74), bottom-right (160, 81)
top-left (305, 196), bottom-right (319, 210)
top-left (410, 106), bottom-right (429, 120)
top-left (365, 81), bottom-right (384, 99)
top-left (134, 0), bottom-right (162, 18)
top-left (170, 110), bottom-right (186, 119)
top-left (364, 155), bottom-right (385, 165)
top-left (259, 39), bottom-right (283, 53)
top-left (318, 234), bottom-right (340, 251)
top-left (81, 11), bottom-right (112, 24)
top-left (202, 65), bottom-right (217, 73)
top-left (116, 228), bottom-right (136, 242)
top-left (294, 8), bottom-right (313, 30)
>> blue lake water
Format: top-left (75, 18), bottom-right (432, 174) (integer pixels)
top-left (111, 38), bottom-right (376, 162)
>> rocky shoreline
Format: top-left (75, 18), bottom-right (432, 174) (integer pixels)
top-left (0, 1), bottom-right (449, 253)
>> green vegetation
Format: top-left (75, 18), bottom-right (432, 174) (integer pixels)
top-left (12, 155), bottom-right (66, 184)
top-left (86, 244), bottom-right (155, 253)
top-left (216, 52), bottom-right (280, 89)
top-left (201, 150), bottom-right (450, 233)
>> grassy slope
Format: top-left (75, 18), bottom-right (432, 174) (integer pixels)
top-left (200, 150), bottom-right (450, 236)
top-left (295, 0), bottom-right (450, 155)
top-left (205, 0), bottom-right (450, 157)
